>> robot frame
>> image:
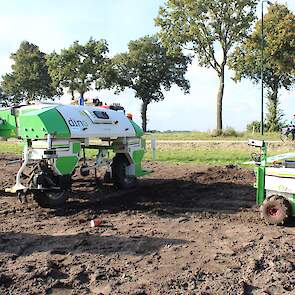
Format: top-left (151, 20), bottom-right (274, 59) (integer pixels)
top-left (0, 102), bottom-right (147, 208)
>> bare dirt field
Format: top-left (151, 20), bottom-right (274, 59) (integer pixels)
top-left (0, 155), bottom-right (294, 295)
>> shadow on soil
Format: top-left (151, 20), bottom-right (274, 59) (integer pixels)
top-left (0, 231), bottom-right (186, 256)
top-left (53, 176), bottom-right (256, 217)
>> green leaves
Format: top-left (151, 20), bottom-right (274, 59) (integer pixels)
top-left (1, 41), bottom-right (55, 103)
top-left (108, 35), bottom-right (191, 131)
top-left (230, 4), bottom-right (295, 89)
top-left (0, 86), bottom-right (9, 106)
top-left (111, 35), bottom-right (190, 100)
top-left (156, 0), bottom-right (257, 73)
top-left (229, 3), bottom-right (295, 131)
top-left (47, 38), bottom-right (110, 98)
top-left (156, 0), bottom-right (258, 132)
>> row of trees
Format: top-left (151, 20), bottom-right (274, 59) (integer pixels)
top-left (1, 1), bottom-right (294, 132)
top-left (0, 37), bottom-right (190, 132)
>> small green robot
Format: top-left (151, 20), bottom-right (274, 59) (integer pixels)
top-left (248, 139), bottom-right (295, 225)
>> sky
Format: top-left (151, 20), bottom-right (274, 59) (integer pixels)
top-left (0, 0), bottom-right (294, 131)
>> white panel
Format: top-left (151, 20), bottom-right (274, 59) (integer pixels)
top-left (56, 105), bottom-right (136, 139)
top-left (265, 175), bottom-right (295, 194)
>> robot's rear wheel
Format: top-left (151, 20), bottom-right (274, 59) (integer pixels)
top-left (112, 154), bottom-right (137, 189)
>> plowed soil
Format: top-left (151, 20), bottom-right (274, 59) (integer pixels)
top-left (0, 155), bottom-right (294, 295)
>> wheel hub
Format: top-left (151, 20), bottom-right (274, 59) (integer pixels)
top-left (47, 191), bottom-right (65, 201)
top-left (267, 206), bottom-right (279, 216)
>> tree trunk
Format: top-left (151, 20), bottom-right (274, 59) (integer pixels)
top-left (265, 82), bottom-right (280, 132)
top-left (216, 68), bottom-right (225, 134)
top-left (141, 100), bottom-right (149, 132)
top-left (70, 89), bottom-right (75, 101)
top-left (29, 92), bottom-right (35, 102)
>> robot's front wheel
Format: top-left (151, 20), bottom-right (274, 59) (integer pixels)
top-left (260, 195), bottom-right (291, 225)
top-left (33, 190), bottom-right (68, 208)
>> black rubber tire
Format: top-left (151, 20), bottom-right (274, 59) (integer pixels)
top-left (112, 154), bottom-right (137, 189)
top-left (260, 195), bottom-right (291, 225)
top-left (33, 191), bottom-right (68, 208)
top-left (80, 163), bottom-right (90, 177)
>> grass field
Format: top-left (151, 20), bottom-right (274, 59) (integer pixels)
top-left (0, 140), bottom-right (292, 165)
top-left (144, 142), bottom-right (292, 165)
top-left (0, 142), bottom-right (23, 155)
top-left (144, 131), bottom-right (281, 141)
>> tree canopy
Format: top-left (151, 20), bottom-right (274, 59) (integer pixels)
top-left (229, 4), bottom-right (295, 131)
top-left (47, 38), bottom-right (110, 100)
top-left (1, 41), bottom-right (55, 103)
top-left (0, 87), bottom-right (9, 106)
top-left (107, 35), bottom-right (191, 131)
top-left (155, 0), bottom-right (258, 133)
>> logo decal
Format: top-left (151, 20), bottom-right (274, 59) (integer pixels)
top-left (68, 118), bottom-right (88, 128)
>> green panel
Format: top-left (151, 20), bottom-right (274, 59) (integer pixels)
top-left (292, 195), bottom-right (295, 216)
top-left (18, 107), bottom-right (70, 139)
top-left (72, 142), bottom-right (81, 154)
top-left (132, 149), bottom-right (145, 177)
top-left (39, 108), bottom-right (70, 138)
top-left (141, 138), bottom-right (146, 150)
top-left (55, 156), bottom-right (78, 175)
top-left (256, 166), bottom-right (265, 205)
top-left (0, 109), bottom-right (17, 138)
top-left (130, 120), bottom-right (144, 137)
top-left (254, 142), bottom-right (267, 205)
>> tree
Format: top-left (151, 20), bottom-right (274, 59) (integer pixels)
top-left (229, 4), bottom-right (295, 132)
top-left (265, 93), bottom-right (285, 131)
top-left (1, 41), bottom-right (55, 102)
top-left (155, 0), bottom-right (257, 133)
top-left (246, 120), bottom-right (262, 133)
top-left (0, 87), bottom-right (9, 106)
top-left (47, 38), bottom-right (110, 100)
top-left (104, 36), bottom-right (190, 132)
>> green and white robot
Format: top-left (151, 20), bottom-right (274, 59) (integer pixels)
top-left (248, 139), bottom-right (295, 224)
top-left (0, 103), bottom-right (147, 208)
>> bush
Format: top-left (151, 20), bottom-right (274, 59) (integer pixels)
top-left (222, 127), bottom-right (241, 137)
top-left (210, 127), bottom-right (243, 137)
top-left (246, 121), bottom-right (261, 133)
